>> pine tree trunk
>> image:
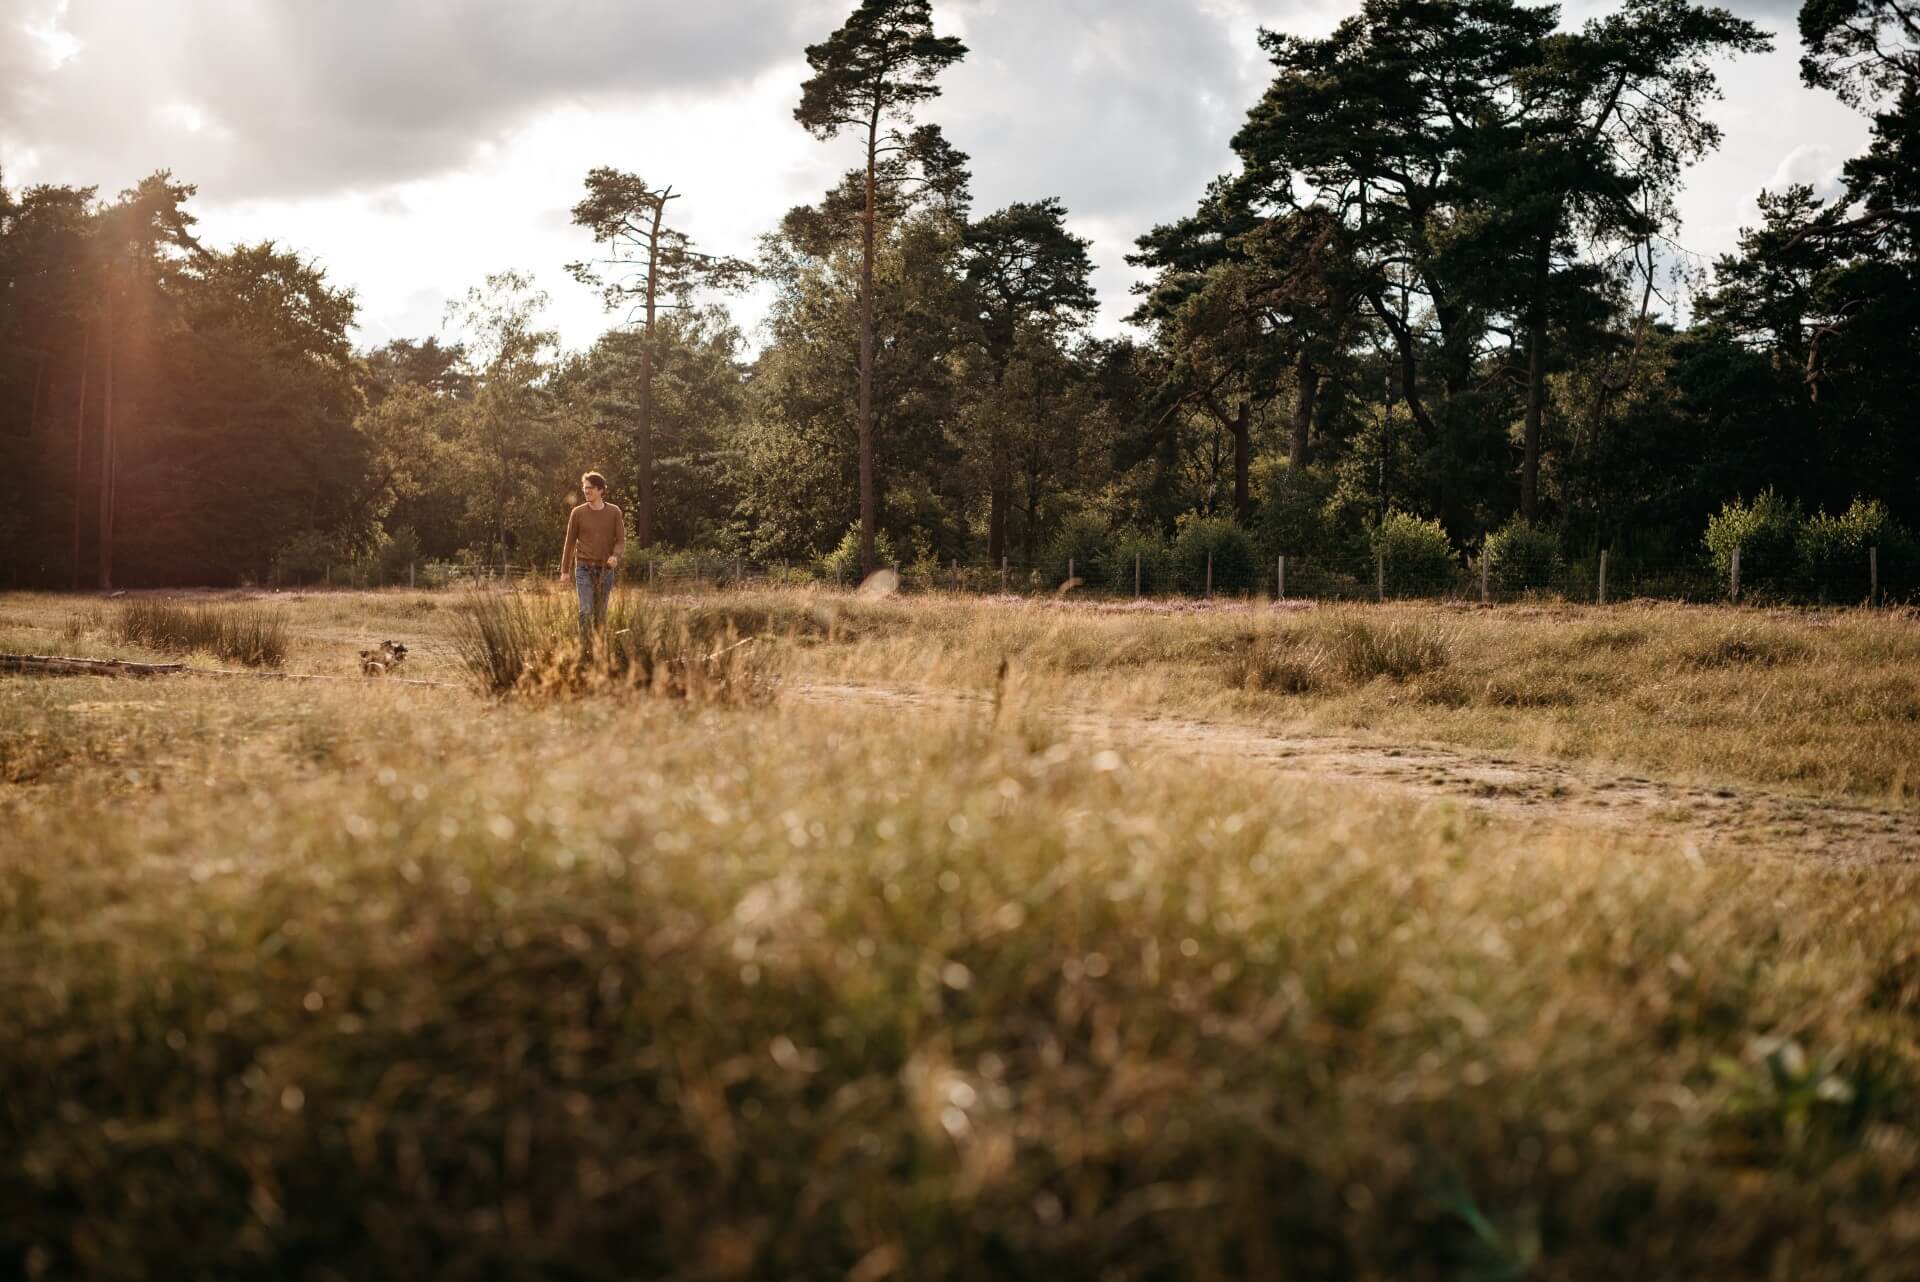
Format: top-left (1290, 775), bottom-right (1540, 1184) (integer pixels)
top-left (1232, 399), bottom-right (1252, 524)
top-left (98, 275), bottom-right (115, 591)
top-left (1022, 469), bottom-right (1041, 570)
top-left (988, 482), bottom-right (1008, 565)
top-left (1521, 240), bottom-right (1549, 523)
top-left (72, 322), bottom-right (91, 590)
top-left (638, 198), bottom-right (663, 548)
top-left (858, 109), bottom-right (880, 576)
top-left (1290, 348), bottom-right (1317, 469)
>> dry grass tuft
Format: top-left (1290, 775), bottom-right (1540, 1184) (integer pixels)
top-left (1565, 622), bottom-right (1650, 654)
top-left (453, 588), bottom-right (770, 704)
top-left (1685, 624), bottom-right (1812, 669)
top-left (116, 599), bottom-right (289, 666)
top-left (1226, 616), bottom-right (1455, 693)
top-left (1232, 635), bottom-right (1334, 693)
top-left (1322, 614), bottom-right (1457, 682)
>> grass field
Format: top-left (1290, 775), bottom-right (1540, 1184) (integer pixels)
top-left (3, 586), bottom-right (1917, 1279)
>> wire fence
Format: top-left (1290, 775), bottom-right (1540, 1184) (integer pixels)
top-left (280, 542), bottom-right (1913, 610)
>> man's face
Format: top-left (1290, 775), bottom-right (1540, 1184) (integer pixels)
top-left (584, 482), bottom-right (604, 504)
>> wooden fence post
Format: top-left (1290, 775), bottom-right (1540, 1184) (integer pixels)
top-left (1001, 555), bottom-right (1008, 593)
top-left (1731, 547), bottom-right (1741, 603)
top-left (1068, 556), bottom-right (1074, 585)
top-left (1377, 551), bottom-right (1386, 603)
top-left (1205, 550), bottom-right (1213, 598)
top-left (1135, 551), bottom-right (1141, 599)
top-left (1870, 546), bottom-right (1879, 607)
top-left (1277, 555), bottom-right (1285, 601)
top-left (1480, 550), bottom-right (1490, 605)
top-left (409, 561), bottom-right (415, 590)
top-left (1597, 549), bottom-right (1608, 606)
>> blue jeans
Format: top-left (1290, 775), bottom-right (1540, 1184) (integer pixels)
top-left (574, 563), bottom-right (616, 648)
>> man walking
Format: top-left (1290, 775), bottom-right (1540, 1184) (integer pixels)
top-left (560, 471), bottom-right (626, 652)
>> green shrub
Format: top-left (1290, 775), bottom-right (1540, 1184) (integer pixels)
top-left (621, 545), bottom-right (734, 585)
top-left (1046, 514), bottom-right (1113, 587)
top-left (1704, 489), bottom-right (1803, 594)
top-left (817, 524), bottom-right (903, 584)
top-left (1100, 531), bottom-right (1175, 596)
top-left (1255, 463), bottom-right (1338, 560)
top-left (1371, 510), bottom-right (1458, 597)
top-left (1798, 498), bottom-right (1899, 601)
top-left (1485, 517), bottom-right (1561, 592)
top-left (1172, 517), bottom-right (1258, 595)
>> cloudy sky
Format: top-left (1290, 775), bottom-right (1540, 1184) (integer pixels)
top-left (0, 0), bottom-right (1868, 354)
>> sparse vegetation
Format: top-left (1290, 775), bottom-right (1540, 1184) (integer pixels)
top-left (7, 589), bottom-right (1915, 805)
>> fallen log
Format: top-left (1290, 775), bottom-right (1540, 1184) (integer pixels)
top-left (1, 653), bottom-right (186, 677)
top-left (0, 653), bottom-right (460, 688)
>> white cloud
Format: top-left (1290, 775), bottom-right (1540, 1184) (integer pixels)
top-left (0, 0), bottom-right (1884, 352)
top-left (22, 0), bottom-right (82, 70)
top-left (181, 58), bottom-right (821, 352)
top-left (1, 0), bottom-right (841, 197)
top-left (1672, 36), bottom-right (1868, 267)
top-left (1767, 143), bottom-right (1848, 201)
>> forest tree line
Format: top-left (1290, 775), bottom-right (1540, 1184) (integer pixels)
top-left (1, 0), bottom-right (1914, 593)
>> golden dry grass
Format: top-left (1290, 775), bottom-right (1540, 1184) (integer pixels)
top-left (1, 586), bottom-right (1917, 1279)
top-left (752, 592), bottom-right (1920, 808)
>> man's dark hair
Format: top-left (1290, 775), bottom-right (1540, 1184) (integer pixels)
top-left (581, 471), bottom-right (608, 492)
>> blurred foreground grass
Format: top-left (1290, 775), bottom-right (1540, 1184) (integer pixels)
top-left (1, 655), bottom-right (1917, 1279)
top-left (2, 588), bottom-right (1919, 1278)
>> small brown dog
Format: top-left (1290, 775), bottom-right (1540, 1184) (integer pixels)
top-left (358, 640), bottom-right (408, 676)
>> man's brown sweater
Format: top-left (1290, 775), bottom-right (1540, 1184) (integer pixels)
top-left (562, 502), bottom-right (626, 572)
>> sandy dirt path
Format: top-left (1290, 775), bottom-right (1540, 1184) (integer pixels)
top-left (794, 680), bottom-right (1920, 867)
